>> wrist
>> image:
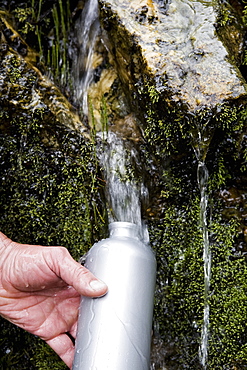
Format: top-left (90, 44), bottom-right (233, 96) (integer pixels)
top-left (0, 232), bottom-right (10, 249)
top-left (0, 232), bottom-right (13, 267)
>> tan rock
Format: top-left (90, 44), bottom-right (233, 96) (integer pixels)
top-left (99, 0), bottom-right (247, 111)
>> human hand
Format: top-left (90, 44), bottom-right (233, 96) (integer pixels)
top-left (0, 232), bottom-right (107, 369)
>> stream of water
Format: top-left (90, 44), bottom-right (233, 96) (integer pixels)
top-left (72, 0), bottom-right (100, 114)
top-left (73, 0), bottom-right (149, 241)
top-left (197, 161), bottom-right (211, 369)
top-left (73, 0), bottom-right (212, 367)
top-left (192, 127), bottom-right (211, 369)
top-left (97, 131), bottom-right (149, 242)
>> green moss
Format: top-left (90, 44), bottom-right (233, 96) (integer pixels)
top-left (3, 0), bottom-right (74, 88)
top-left (217, 1), bottom-right (235, 27)
top-left (0, 116), bottom-right (106, 252)
top-left (149, 180), bottom-right (247, 368)
top-left (150, 200), bottom-right (204, 367)
top-left (0, 32), bottom-right (107, 370)
top-left (1, 1), bottom-right (247, 369)
top-left (13, 7), bottom-right (35, 34)
top-left (0, 319), bottom-right (35, 369)
top-left (208, 217), bottom-right (247, 369)
top-left (209, 154), bottom-right (231, 191)
top-left (142, 77), bottom-right (247, 368)
top-left (30, 339), bottom-right (68, 370)
top-left (0, 114), bottom-right (106, 368)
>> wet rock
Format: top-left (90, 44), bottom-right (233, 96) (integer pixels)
top-left (111, 113), bottom-right (142, 142)
top-left (0, 13), bottom-right (89, 137)
top-left (0, 7), bottom-right (105, 370)
top-left (99, 0), bottom-right (247, 112)
top-left (98, 2), bottom-right (247, 369)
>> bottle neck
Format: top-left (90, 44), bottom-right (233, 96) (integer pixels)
top-left (109, 222), bottom-right (140, 239)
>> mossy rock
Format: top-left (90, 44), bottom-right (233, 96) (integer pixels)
top-left (0, 0), bottom-right (247, 369)
top-left (0, 2), bottom-right (107, 369)
top-left (0, 66), bottom-right (107, 370)
top-left (143, 89), bottom-right (247, 369)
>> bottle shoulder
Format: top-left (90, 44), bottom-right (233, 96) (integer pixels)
top-left (90, 235), bottom-right (156, 260)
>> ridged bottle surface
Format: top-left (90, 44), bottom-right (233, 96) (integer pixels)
top-left (73, 222), bottom-right (157, 370)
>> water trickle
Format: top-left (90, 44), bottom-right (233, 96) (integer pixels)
top-left (197, 160), bottom-right (211, 369)
top-left (191, 123), bottom-right (212, 369)
top-left (72, 0), bottom-right (100, 114)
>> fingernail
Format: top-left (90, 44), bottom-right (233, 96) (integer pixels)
top-left (90, 279), bottom-right (107, 292)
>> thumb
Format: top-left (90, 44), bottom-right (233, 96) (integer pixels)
top-left (47, 247), bottom-right (108, 297)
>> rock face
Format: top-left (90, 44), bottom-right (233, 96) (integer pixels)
top-left (0, 7), bottom-right (106, 370)
top-left (0, 14), bottom-right (89, 137)
top-left (0, 1), bottom-right (246, 369)
top-left (99, 0), bottom-right (247, 111)
top-left (98, 1), bottom-right (247, 369)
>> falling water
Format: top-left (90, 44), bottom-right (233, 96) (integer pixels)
top-left (197, 161), bottom-right (211, 369)
top-left (72, 1), bottom-right (152, 367)
top-left (72, 0), bottom-right (100, 114)
top-left (72, 0), bottom-right (148, 240)
top-left (98, 131), bottom-right (149, 241)
top-left (190, 121), bottom-right (212, 369)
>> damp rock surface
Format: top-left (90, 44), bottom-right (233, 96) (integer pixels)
top-left (0, 1), bottom-right (246, 369)
top-left (0, 13), bottom-right (89, 137)
top-left (99, 0), bottom-right (247, 111)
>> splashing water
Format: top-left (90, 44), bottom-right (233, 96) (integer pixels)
top-left (72, 0), bottom-right (100, 114)
top-left (98, 131), bottom-right (149, 241)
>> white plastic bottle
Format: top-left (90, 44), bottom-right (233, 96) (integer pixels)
top-left (73, 221), bottom-right (156, 370)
